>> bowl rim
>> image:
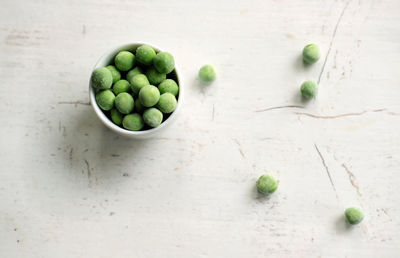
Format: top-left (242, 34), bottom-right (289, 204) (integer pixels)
top-left (89, 42), bottom-right (183, 136)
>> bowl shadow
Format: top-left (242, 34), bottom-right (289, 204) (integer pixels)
top-left (55, 106), bottom-right (153, 187)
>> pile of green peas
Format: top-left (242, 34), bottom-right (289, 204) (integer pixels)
top-left (90, 45), bottom-right (179, 131)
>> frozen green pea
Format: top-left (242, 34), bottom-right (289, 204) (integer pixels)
top-left (130, 74), bottom-right (150, 96)
top-left (115, 92), bottom-right (134, 114)
top-left (256, 174), bottom-right (278, 194)
top-left (345, 207), bottom-right (364, 225)
top-left (302, 43), bottom-right (320, 64)
top-left (143, 108), bottom-right (163, 128)
top-left (114, 51), bottom-right (135, 71)
top-left (158, 79), bottom-right (179, 96)
top-left (91, 67), bottom-right (113, 90)
top-left (110, 108), bottom-right (123, 126)
top-left (146, 67), bottom-right (166, 85)
top-left (122, 113), bottom-right (144, 131)
top-left (126, 67), bottom-right (143, 82)
top-left (139, 85), bottom-right (160, 107)
top-left (106, 65), bottom-right (121, 84)
top-left (198, 65), bottom-right (216, 83)
top-left (134, 98), bottom-right (145, 113)
top-left (112, 79), bottom-right (130, 95)
top-left (153, 52), bottom-right (175, 74)
top-left (300, 80), bottom-right (318, 99)
top-left (95, 89), bottom-right (115, 111)
top-left (157, 93), bottom-right (177, 113)
top-left (136, 45), bottom-right (156, 66)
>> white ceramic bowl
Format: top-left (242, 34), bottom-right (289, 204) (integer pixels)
top-left (89, 43), bottom-right (183, 139)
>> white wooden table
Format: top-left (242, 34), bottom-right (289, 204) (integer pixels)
top-left (1, 0), bottom-right (399, 257)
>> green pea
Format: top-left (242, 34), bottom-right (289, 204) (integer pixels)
top-left (143, 108), bottom-right (163, 128)
top-left (146, 67), bottom-right (166, 85)
top-left (139, 85), bottom-right (160, 107)
top-left (110, 108), bottom-right (123, 126)
top-left (256, 174), bottom-right (278, 194)
top-left (112, 79), bottom-right (130, 95)
top-left (302, 44), bottom-right (320, 64)
top-left (345, 207), bottom-right (364, 225)
top-left (115, 92), bottom-right (134, 114)
top-left (91, 67), bottom-right (113, 90)
top-left (122, 113), bottom-right (144, 131)
top-left (130, 74), bottom-right (150, 96)
top-left (106, 65), bottom-right (121, 84)
top-left (158, 79), bottom-right (179, 96)
top-left (95, 89), bottom-right (115, 111)
top-left (157, 93), bottom-right (177, 114)
top-left (153, 52), bottom-right (175, 74)
top-left (300, 80), bottom-right (318, 99)
top-left (134, 98), bottom-right (145, 114)
top-left (114, 51), bottom-right (135, 71)
top-left (126, 67), bottom-right (143, 83)
top-left (136, 45), bottom-right (156, 66)
top-left (198, 65), bottom-right (216, 83)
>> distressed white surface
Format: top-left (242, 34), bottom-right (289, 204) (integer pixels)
top-left (0, 0), bottom-right (400, 257)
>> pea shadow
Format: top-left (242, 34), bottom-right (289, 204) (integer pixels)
top-left (335, 214), bottom-right (353, 234)
top-left (193, 77), bottom-right (214, 95)
top-left (251, 184), bottom-right (274, 204)
top-left (293, 55), bottom-right (313, 72)
top-left (290, 88), bottom-right (317, 106)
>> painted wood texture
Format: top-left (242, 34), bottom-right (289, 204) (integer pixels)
top-left (0, 0), bottom-right (399, 257)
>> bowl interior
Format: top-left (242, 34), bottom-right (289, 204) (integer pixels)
top-left (89, 43), bottom-right (183, 137)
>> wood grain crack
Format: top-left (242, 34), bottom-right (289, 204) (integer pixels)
top-left (314, 144), bottom-right (338, 200)
top-left (58, 101), bottom-right (90, 106)
top-left (296, 109), bottom-right (386, 119)
top-left (212, 104), bottom-right (215, 121)
top-left (318, 1), bottom-right (349, 84)
top-left (84, 159), bottom-right (91, 179)
top-left (232, 138), bottom-right (246, 160)
top-left (255, 105), bottom-right (304, 113)
top-left (387, 111), bottom-right (400, 116)
top-left (69, 147), bottom-right (73, 166)
top-left (342, 163), bottom-right (361, 197)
